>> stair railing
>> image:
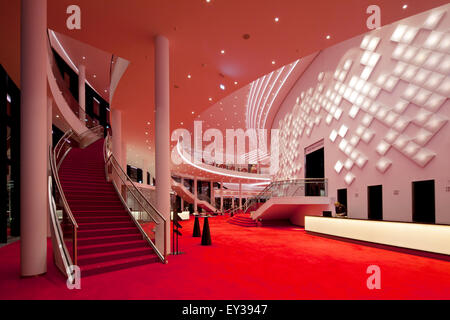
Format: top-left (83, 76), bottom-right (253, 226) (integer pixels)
top-left (48, 129), bottom-right (78, 282)
top-left (103, 135), bottom-right (168, 263)
top-left (48, 126), bottom-right (104, 282)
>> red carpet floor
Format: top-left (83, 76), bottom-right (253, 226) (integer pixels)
top-left (0, 215), bottom-right (449, 299)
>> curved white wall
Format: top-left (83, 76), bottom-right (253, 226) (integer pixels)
top-left (272, 5), bottom-right (450, 224)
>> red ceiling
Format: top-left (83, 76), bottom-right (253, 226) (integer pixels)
top-left (0, 0), bottom-right (447, 174)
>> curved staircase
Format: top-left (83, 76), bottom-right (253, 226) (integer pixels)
top-left (227, 214), bottom-right (257, 227)
top-left (59, 139), bottom-right (159, 277)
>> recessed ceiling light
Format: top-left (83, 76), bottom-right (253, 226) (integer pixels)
top-left (192, 111), bottom-right (195, 114)
top-left (56, 115), bottom-right (59, 118)
top-left (402, 4), bottom-right (408, 9)
top-left (220, 84), bottom-right (225, 90)
top-left (272, 61), bottom-right (276, 65)
top-left (274, 17), bottom-right (279, 22)
top-left (187, 74), bottom-right (191, 79)
top-left (104, 89), bottom-right (108, 92)
top-left (206, 0), bottom-right (211, 2)
top-left (82, 56), bottom-right (86, 60)
top-left (220, 50), bottom-right (225, 54)
top-left (93, 74), bottom-right (96, 78)
top-left (145, 132), bottom-right (148, 135)
top-left (147, 121), bottom-right (150, 125)
top-left (181, 122), bottom-right (184, 125)
top-left (209, 97), bottom-right (213, 101)
top-left (326, 35), bottom-right (331, 39)
top-left (234, 81), bottom-right (238, 85)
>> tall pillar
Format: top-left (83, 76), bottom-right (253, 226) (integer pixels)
top-left (142, 158), bottom-right (148, 185)
top-left (180, 178), bottom-right (184, 210)
top-left (220, 181), bottom-right (224, 212)
top-left (210, 181), bottom-right (214, 206)
top-left (239, 182), bottom-right (242, 210)
top-left (78, 64), bottom-right (86, 121)
top-left (47, 98), bottom-right (52, 238)
top-left (121, 140), bottom-right (126, 171)
top-left (154, 35), bottom-right (171, 256)
top-left (194, 177), bottom-right (198, 213)
top-left (111, 109), bottom-right (122, 166)
top-left (20, 0), bottom-right (47, 277)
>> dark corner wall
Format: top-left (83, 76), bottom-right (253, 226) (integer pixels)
top-left (0, 65), bottom-right (20, 242)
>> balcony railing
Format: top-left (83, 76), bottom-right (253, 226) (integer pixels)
top-left (243, 178), bottom-right (328, 213)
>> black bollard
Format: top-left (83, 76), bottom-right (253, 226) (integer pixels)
top-left (193, 216), bottom-right (201, 237)
top-left (201, 216), bottom-right (212, 246)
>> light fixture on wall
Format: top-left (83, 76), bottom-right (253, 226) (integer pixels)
top-left (344, 172), bottom-right (355, 185)
top-left (376, 157), bottom-right (392, 173)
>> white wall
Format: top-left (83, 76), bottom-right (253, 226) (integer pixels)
top-left (272, 5), bottom-right (450, 224)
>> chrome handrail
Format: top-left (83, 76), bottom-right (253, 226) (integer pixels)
top-left (48, 126), bottom-right (104, 281)
top-left (51, 130), bottom-right (78, 230)
top-left (103, 135), bottom-right (168, 262)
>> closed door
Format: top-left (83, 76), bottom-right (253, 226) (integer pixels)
top-left (412, 180), bottom-right (435, 224)
top-left (368, 185), bottom-right (383, 220)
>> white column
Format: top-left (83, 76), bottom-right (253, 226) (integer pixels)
top-left (121, 140), bottom-right (126, 171)
top-left (111, 109), bottom-right (122, 167)
top-left (194, 177), bottom-right (198, 213)
top-left (47, 98), bottom-right (52, 238)
top-left (78, 64), bottom-right (86, 121)
top-left (180, 178), bottom-right (184, 210)
top-left (210, 181), bottom-right (214, 206)
top-left (154, 35), bottom-right (171, 256)
top-left (239, 182), bottom-right (242, 210)
top-left (20, 0), bottom-right (47, 277)
top-left (142, 158), bottom-right (148, 184)
top-left (220, 181), bottom-right (224, 212)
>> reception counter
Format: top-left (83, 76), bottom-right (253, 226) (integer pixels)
top-left (305, 216), bottom-right (450, 255)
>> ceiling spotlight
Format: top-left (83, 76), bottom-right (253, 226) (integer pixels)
top-left (209, 97), bottom-right (213, 101)
top-left (104, 89), bottom-right (108, 92)
top-left (82, 56), bottom-right (86, 60)
top-left (326, 35), bottom-right (331, 39)
top-left (272, 61), bottom-right (276, 65)
top-left (402, 4), bottom-right (408, 9)
top-left (181, 122), bottom-right (184, 125)
top-left (234, 81), bottom-right (238, 85)
top-left (93, 74), bottom-right (97, 78)
top-left (145, 132), bottom-right (148, 135)
top-left (147, 121), bottom-right (150, 125)
top-left (187, 74), bottom-right (191, 79)
top-left (56, 115), bottom-right (59, 118)
top-left (220, 84), bottom-right (226, 90)
top-left (206, 0), bottom-right (211, 2)
top-left (220, 50), bottom-right (225, 54)
top-left (192, 111), bottom-right (195, 114)
top-left (274, 17), bottom-right (279, 22)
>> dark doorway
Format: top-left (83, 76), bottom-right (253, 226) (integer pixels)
top-left (337, 188), bottom-right (347, 211)
top-left (305, 147), bottom-right (324, 196)
top-left (305, 147), bottom-right (324, 178)
top-left (368, 185), bottom-right (383, 220)
top-left (412, 180), bottom-right (435, 224)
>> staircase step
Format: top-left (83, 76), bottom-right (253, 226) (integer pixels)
top-left (77, 233), bottom-right (144, 246)
top-left (78, 221), bottom-right (135, 230)
top-left (81, 254), bottom-right (159, 277)
top-left (78, 246), bottom-right (153, 266)
top-left (73, 210), bottom-right (128, 216)
top-left (76, 216), bottom-right (131, 223)
top-left (78, 240), bottom-right (149, 255)
top-left (78, 227), bottom-right (140, 238)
